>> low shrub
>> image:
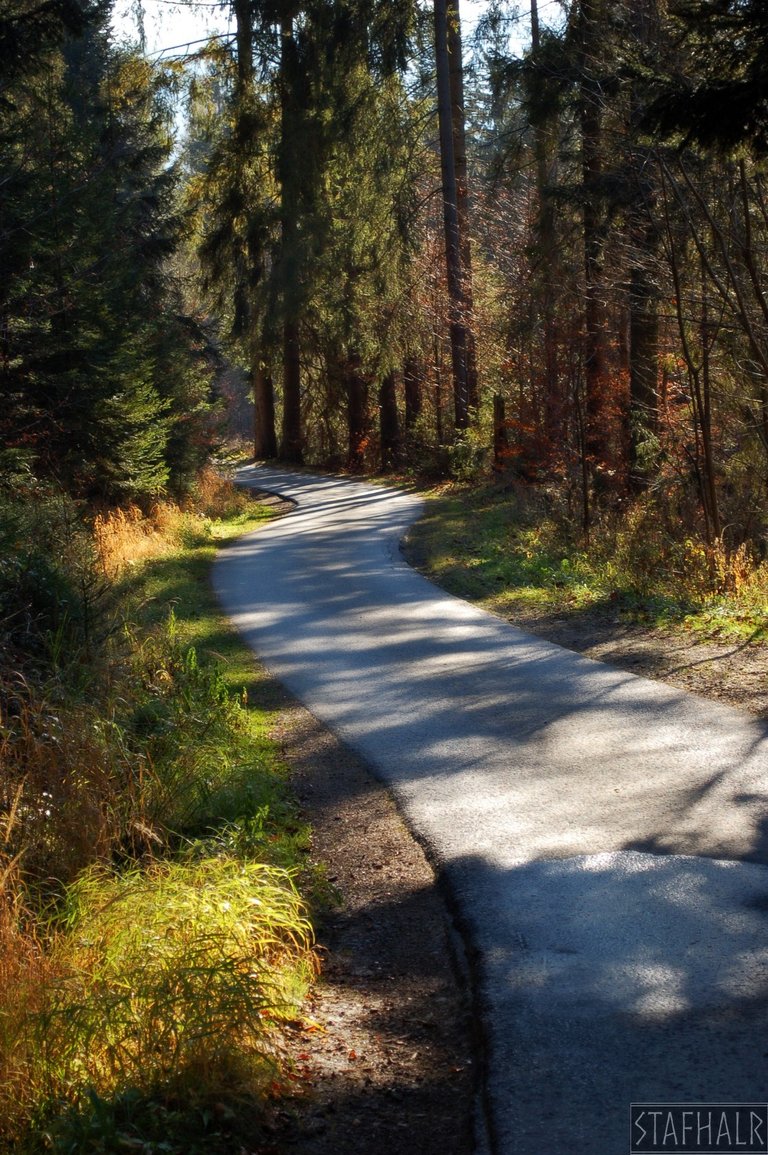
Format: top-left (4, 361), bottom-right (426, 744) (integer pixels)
top-left (408, 483), bottom-right (768, 638)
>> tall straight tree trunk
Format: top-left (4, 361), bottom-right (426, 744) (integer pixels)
top-left (661, 169), bottom-right (721, 543)
top-left (233, 0), bottom-right (252, 92)
top-left (233, 0), bottom-right (277, 458)
top-left (628, 251), bottom-right (659, 486)
top-left (379, 370), bottom-right (401, 471)
top-left (446, 0), bottom-right (478, 412)
top-left (253, 356), bottom-right (278, 460)
top-left (530, 0), bottom-right (559, 452)
top-left (579, 0), bottom-right (610, 483)
top-left (627, 0), bottom-right (660, 490)
top-left (253, 363), bottom-right (277, 459)
top-left (493, 393), bottom-right (509, 473)
top-left (697, 257), bottom-right (721, 542)
top-left (403, 355), bottom-right (423, 430)
top-left (433, 327), bottom-right (445, 445)
top-left (282, 317), bottom-right (303, 462)
top-left (278, 12), bottom-right (303, 463)
top-left (345, 352), bottom-right (368, 471)
top-left (434, 0), bottom-right (473, 431)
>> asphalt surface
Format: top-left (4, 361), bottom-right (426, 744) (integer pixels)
top-left (213, 465), bottom-right (768, 1155)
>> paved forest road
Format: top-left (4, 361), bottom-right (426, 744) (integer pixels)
top-left (214, 466), bottom-right (768, 1155)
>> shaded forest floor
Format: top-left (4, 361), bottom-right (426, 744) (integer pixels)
top-left (262, 698), bottom-right (477, 1154)
top-left (471, 598), bottom-right (768, 718)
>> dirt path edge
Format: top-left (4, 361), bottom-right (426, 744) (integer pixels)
top-left (261, 691), bottom-right (483, 1154)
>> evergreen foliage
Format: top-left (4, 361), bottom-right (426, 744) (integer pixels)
top-left (647, 0), bottom-right (768, 154)
top-left (6, 0), bottom-right (768, 558)
top-left (0, 0), bottom-right (216, 503)
top-left (188, 0), bottom-right (421, 466)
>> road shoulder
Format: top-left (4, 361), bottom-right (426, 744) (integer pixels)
top-left (261, 694), bottom-right (477, 1154)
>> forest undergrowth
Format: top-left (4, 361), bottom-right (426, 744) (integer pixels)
top-left (406, 480), bottom-right (768, 644)
top-left (0, 468), bottom-right (319, 1154)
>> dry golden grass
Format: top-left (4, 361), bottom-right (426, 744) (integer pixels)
top-left (0, 794), bottom-right (54, 1141)
top-left (190, 465), bottom-right (261, 520)
top-left (0, 691), bottom-right (130, 888)
top-left (92, 502), bottom-right (187, 578)
top-left (92, 471), bottom-right (255, 579)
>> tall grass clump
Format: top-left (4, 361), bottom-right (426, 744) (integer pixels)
top-left (0, 474), bottom-right (318, 1151)
top-left (0, 688), bottom-right (128, 888)
top-left (26, 859), bottom-right (315, 1111)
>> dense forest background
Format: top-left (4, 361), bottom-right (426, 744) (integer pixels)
top-left (4, 1), bottom-right (768, 1147)
top-left (5, 0), bottom-right (768, 565)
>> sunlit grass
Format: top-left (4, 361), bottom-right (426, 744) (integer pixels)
top-left (406, 483), bottom-right (768, 642)
top-left (1, 858), bottom-right (315, 1150)
top-left (44, 857), bottom-right (314, 1088)
top-left (0, 475), bottom-right (319, 1152)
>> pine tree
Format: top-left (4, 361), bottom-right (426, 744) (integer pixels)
top-left (647, 0), bottom-right (768, 155)
top-left (1, 2), bottom-right (213, 501)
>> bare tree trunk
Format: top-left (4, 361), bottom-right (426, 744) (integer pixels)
top-left (698, 258), bottom-right (722, 541)
top-left (447, 0), bottom-right (478, 412)
top-left (233, 0), bottom-right (252, 91)
top-left (253, 363), bottom-right (277, 459)
top-left (573, 372), bottom-right (591, 542)
top-left (346, 352), bottom-right (369, 471)
top-left (531, 0), bottom-right (559, 452)
top-left (578, 0), bottom-right (610, 480)
top-left (659, 167), bottom-right (721, 542)
top-left (379, 370), bottom-right (401, 471)
top-left (278, 12), bottom-right (303, 463)
top-left (233, 0), bottom-right (277, 459)
top-left (493, 394), bottom-right (509, 474)
top-left (627, 0), bottom-right (660, 491)
top-left (282, 318), bottom-right (303, 462)
top-left (433, 327), bottom-right (445, 446)
top-left (628, 251), bottom-right (659, 486)
top-left (404, 356), bottom-right (423, 430)
top-left (434, 0), bottom-right (473, 431)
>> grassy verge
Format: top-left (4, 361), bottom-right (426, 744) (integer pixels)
top-left (405, 483), bottom-right (768, 643)
top-left (0, 471), bottom-right (318, 1153)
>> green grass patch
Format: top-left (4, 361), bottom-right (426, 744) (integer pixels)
top-left (119, 502), bottom-right (275, 692)
top-left (0, 484), bottom-right (320, 1152)
top-left (405, 483), bottom-right (768, 643)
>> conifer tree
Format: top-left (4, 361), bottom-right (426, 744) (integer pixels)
top-left (647, 0), bottom-right (768, 155)
top-left (1, 1), bottom-right (213, 501)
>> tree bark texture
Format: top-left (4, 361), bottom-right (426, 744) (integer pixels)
top-left (493, 393), bottom-right (509, 474)
top-left (447, 0), bottom-right (478, 412)
top-left (578, 0), bottom-right (611, 478)
top-left (278, 13), bottom-right (303, 463)
top-left (627, 0), bottom-right (661, 491)
top-left (404, 356), bottom-right (423, 430)
top-left (434, 0), bottom-right (473, 432)
top-left (233, 0), bottom-right (278, 459)
top-left (253, 363), bottom-right (278, 459)
top-left (530, 0), bottom-right (560, 453)
top-left (379, 370), bottom-right (401, 471)
top-left (628, 256), bottom-right (659, 486)
top-left (281, 319), bottom-right (303, 462)
top-left (346, 352), bottom-right (369, 471)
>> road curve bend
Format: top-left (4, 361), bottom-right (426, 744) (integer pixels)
top-left (213, 465), bottom-right (768, 1155)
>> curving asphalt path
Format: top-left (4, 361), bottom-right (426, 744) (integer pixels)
top-left (213, 465), bottom-right (768, 1155)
